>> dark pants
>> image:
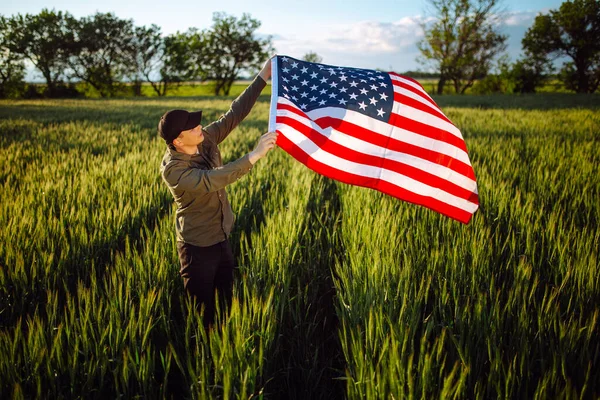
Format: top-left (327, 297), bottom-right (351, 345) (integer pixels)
top-left (177, 239), bottom-right (235, 328)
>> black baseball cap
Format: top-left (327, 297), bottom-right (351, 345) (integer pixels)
top-left (158, 109), bottom-right (202, 144)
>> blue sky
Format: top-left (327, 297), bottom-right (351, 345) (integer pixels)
top-left (1, 0), bottom-right (564, 81)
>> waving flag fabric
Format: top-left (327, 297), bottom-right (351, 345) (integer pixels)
top-left (268, 55), bottom-right (479, 224)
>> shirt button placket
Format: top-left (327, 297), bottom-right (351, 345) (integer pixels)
top-left (219, 190), bottom-right (226, 235)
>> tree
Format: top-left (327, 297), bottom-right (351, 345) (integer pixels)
top-left (2, 9), bottom-right (74, 97)
top-left (198, 12), bottom-right (273, 95)
top-left (123, 24), bottom-right (163, 96)
top-left (522, 0), bottom-right (600, 93)
top-left (302, 51), bottom-right (323, 63)
top-left (507, 14), bottom-right (555, 94)
top-left (124, 26), bottom-right (201, 97)
top-left (0, 16), bottom-right (26, 98)
top-left (66, 12), bottom-right (135, 97)
top-left (418, 0), bottom-right (507, 94)
top-left (155, 29), bottom-right (204, 96)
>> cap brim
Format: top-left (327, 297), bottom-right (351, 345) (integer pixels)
top-left (183, 110), bottom-right (202, 130)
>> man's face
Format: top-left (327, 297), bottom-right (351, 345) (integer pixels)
top-left (175, 124), bottom-right (204, 146)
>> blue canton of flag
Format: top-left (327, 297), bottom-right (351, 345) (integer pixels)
top-left (277, 56), bottom-right (394, 122)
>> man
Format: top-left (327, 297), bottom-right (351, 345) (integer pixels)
top-left (158, 58), bottom-right (278, 329)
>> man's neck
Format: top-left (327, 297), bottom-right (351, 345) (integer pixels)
top-left (175, 144), bottom-right (198, 155)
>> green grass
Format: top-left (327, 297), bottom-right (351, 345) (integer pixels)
top-left (140, 82), bottom-right (273, 98)
top-left (34, 77), bottom-right (583, 99)
top-left (76, 81), bottom-right (271, 98)
top-left (0, 92), bottom-right (598, 399)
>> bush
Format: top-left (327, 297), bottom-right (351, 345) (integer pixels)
top-left (0, 77), bottom-right (26, 99)
top-left (44, 83), bottom-right (83, 98)
top-left (0, 59), bottom-right (27, 99)
top-left (471, 74), bottom-right (515, 94)
top-left (557, 62), bottom-right (599, 93)
top-left (22, 83), bottom-right (43, 99)
top-left (511, 59), bottom-right (548, 93)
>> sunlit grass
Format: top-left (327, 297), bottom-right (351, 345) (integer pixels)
top-left (0, 93), bottom-right (598, 399)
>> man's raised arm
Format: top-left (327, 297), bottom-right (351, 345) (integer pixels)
top-left (203, 57), bottom-right (273, 144)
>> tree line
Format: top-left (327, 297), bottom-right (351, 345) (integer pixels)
top-left (1, 0), bottom-right (598, 99)
top-left (0, 10), bottom-right (272, 98)
top-left (418, 0), bottom-right (599, 94)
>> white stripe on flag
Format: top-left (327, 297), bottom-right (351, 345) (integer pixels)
top-left (394, 86), bottom-right (444, 117)
top-left (390, 75), bottom-right (436, 104)
top-left (396, 103), bottom-right (464, 139)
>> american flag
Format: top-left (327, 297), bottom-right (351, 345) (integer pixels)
top-left (268, 55), bottom-right (479, 224)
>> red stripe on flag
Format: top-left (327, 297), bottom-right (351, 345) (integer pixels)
top-left (393, 92), bottom-right (453, 125)
top-left (277, 115), bottom-right (478, 201)
top-left (388, 72), bottom-right (438, 104)
top-left (391, 79), bottom-right (442, 112)
top-left (389, 72), bottom-right (425, 90)
top-left (276, 132), bottom-right (475, 223)
top-left (278, 102), bottom-right (310, 118)
top-left (388, 113), bottom-right (469, 154)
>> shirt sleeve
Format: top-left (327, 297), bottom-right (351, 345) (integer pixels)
top-left (203, 76), bottom-right (267, 145)
top-left (162, 154), bottom-right (253, 194)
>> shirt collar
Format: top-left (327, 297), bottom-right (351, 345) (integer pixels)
top-left (167, 142), bottom-right (204, 160)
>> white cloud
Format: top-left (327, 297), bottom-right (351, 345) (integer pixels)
top-left (274, 17), bottom-right (426, 54)
top-left (271, 17), bottom-right (428, 70)
top-left (325, 17), bottom-right (426, 53)
top-left (502, 10), bottom-right (539, 26)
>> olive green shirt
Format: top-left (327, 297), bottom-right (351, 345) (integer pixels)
top-left (160, 76), bottom-right (267, 247)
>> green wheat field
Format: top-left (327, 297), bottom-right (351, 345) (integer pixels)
top-left (0, 92), bottom-right (599, 399)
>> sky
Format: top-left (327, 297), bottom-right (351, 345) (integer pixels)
top-left (0, 0), bottom-right (564, 81)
